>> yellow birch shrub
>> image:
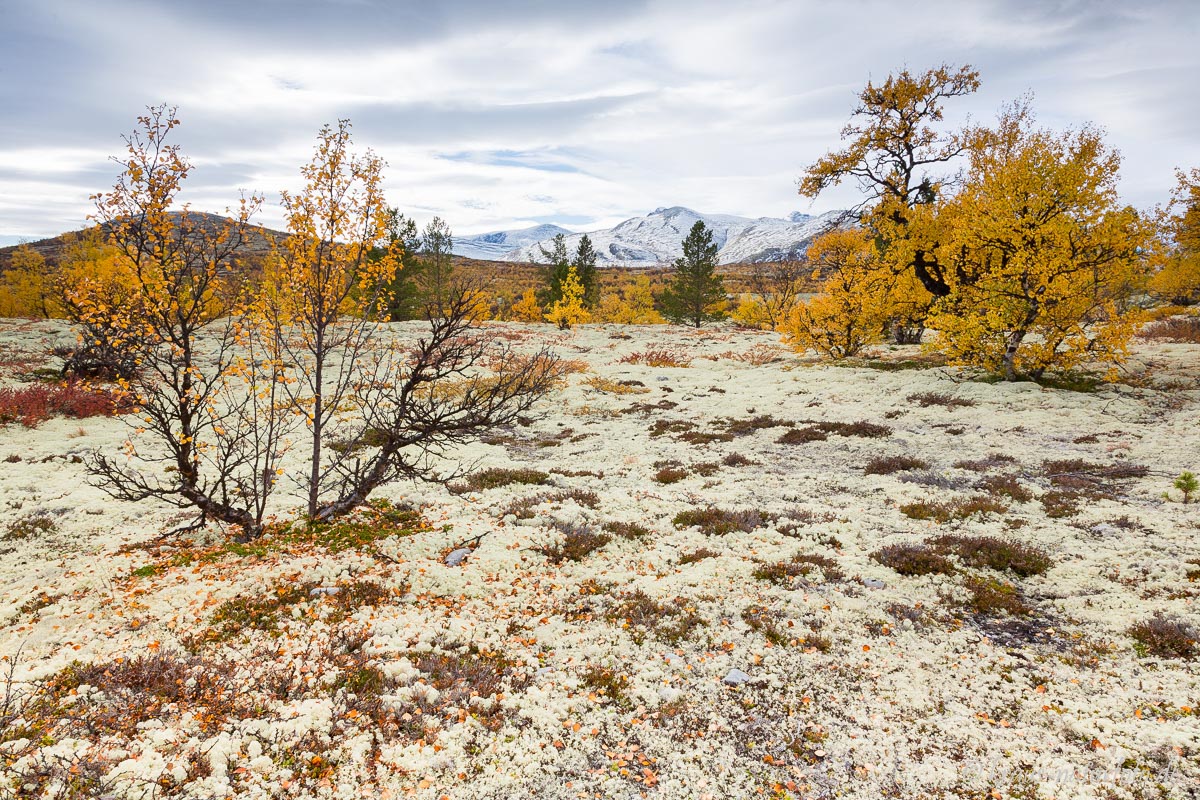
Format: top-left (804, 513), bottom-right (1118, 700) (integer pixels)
top-left (511, 288), bottom-right (545, 322)
top-left (1149, 168), bottom-right (1200, 306)
top-left (545, 266), bottom-right (590, 330)
top-left (782, 229), bottom-right (888, 358)
top-left (0, 245), bottom-right (60, 318)
top-left (929, 103), bottom-right (1151, 381)
top-left (596, 275), bottom-right (665, 324)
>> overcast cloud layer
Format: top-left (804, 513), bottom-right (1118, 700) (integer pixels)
top-left (1, 0), bottom-right (1198, 244)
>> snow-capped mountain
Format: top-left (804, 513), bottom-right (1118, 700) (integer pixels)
top-left (453, 223), bottom-right (571, 260)
top-left (473, 207), bottom-right (843, 267)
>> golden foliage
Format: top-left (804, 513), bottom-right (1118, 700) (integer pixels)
top-left (596, 275), bottom-right (665, 324)
top-left (511, 287), bottom-right (545, 323)
top-left (545, 265), bottom-right (590, 330)
top-left (269, 119), bottom-right (401, 330)
top-left (930, 103), bottom-right (1151, 381)
top-left (1150, 168), bottom-right (1200, 305)
top-left (782, 229), bottom-right (888, 358)
top-left (0, 245), bottom-right (58, 318)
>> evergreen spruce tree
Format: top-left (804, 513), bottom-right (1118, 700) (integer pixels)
top-left (572, 234), bottom-right (599, 308)
top-left (380, 208), bottom-right (425, 321)
top-left (537, 233), bottom-right (572, 306)
top-left (419, 216), bottom-right (454, 316)
top-left (660, 220), bottom-right (726, 327)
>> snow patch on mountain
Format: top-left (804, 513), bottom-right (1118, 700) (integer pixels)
top-left (494, 207), bottom-right (843, 266)
top-left (453, 223), bottom-right (571, 260)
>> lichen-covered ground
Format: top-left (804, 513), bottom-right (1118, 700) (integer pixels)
top-left (1, 317), bottom-right (1197, 799)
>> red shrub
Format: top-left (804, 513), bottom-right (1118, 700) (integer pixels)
top-left (0, 381), bottom-right (127, 427)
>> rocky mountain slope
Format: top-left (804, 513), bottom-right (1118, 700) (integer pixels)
top-left (470, 207), bottom-right (843, 266)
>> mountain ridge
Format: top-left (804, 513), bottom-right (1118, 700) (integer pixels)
top-left (459, 207), bottom-right (844, 266)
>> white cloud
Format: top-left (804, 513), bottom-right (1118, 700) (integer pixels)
top-left (1, 0), bottom-right (1197, 240)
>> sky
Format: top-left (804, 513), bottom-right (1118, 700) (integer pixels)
top-left (1, 0), bottom-right (1198, 245)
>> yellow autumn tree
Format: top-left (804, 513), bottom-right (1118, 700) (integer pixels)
top-left (511, 288), bottom-right (545, 322)
top-left (74, 105), bottom-right (291, 539)
top-left (782, 229), bottom-right (889, 358)
top-left (261, 118), bottom-right (403, 518)
top-left (545, 265), bottom-right (590, 329)
top-left (0, 245), bottom-right (60, 318)
top-left (596, 275), bottom-right (664, 324)
top-left (800, 64), bottom-right (980, 305)
top-left (1149, 168), bottom-right (1200, 306)
top-left (929, 102), bottom-right (1151, 381)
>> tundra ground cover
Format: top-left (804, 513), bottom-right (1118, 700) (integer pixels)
top-left (0, 318), bottom-right (1198, 799)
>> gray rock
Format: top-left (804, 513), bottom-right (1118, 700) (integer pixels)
top-left (445, 548), bottom-right (472, 567)
top-left (723, 668), bottom-right (752, 686)
top-left (861, 578), bottom-right (886, 590)
top-left (309, 586), bottom-right (341, 597)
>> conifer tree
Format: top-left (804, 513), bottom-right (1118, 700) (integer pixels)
top-left (537, 233), bottom-right (572, 306)
top-left (660, 221), bottom-right (726, 327)
top-left (572, 234), bottom-right (599, 308)
top-left (419, 216), bottom-right (454, 316)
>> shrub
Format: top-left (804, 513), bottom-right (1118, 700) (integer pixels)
top-left (0, 381), bottom-right (126, 427)
top-left (777, 426), bottom-right (827, 445)
top-left (753, 554), bottom-right (844, 585)
top-left (3, 514), bottom-right (57, 541)
top-left (584, 376), bottom-right (649, 395)
top-left (1128, 614), bottom-right (1197, 659)
top-left (679, 547), bottom-right (720, 565)
top-left (742, 606), bottom-right (789, 646)
top-left (607, 590), bottom-right (705, 644)
top-left (907, 391), bottom-right (977, 409)
top-left (977, 473), bottom-right (1034, 503)
top-left (673, 507), bottom-right (771, 535)
top-left (871, 544), bottom-right (956, 576)
top-left (865, 455), bottom-right (929, 475)
top-left (654, 465), bottom-right (690, 484)
top-left (1042, 459), bottom-right (1149, 496)
top-left (930, 535), bottom-right (1053, 577)
top-left (954, 454), bottom-right (1017, 472)
top-left (581, 665), bottom-right (631, 704)
top-left (725, 414), bottom-right (794, 436)
top-left (602, 520), bottom-right (651, 540)
top-left (1139, 317), bottom-right (1200, 343)
top-left (618, 347), bottom-right (692, 368)
top-left (451, 467), bottom-right (550, 494)
top-left (721, 453), bottom-right (754, 467)
top-left (964, 576), bottom-right (1030, 616)
top-left (901, 495), bottom-right (1007, 523)
top-left (1041, 490), bottom-right (1081, 518)
top-left (534, 524), bottom-right (611, 564)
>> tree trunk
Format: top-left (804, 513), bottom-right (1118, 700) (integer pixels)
top-left (308, 327), bottom-right (325, 518)
top-left (1002, 331), bottom-right (1026, 382)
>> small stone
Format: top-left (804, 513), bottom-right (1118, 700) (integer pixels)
top-left (861, 578), bottom-right (886, 590)
top-left (655, 376), bottom-right (670, 382)
top-left (309, 586), bottom-right (341, 596)
top-left (723, 668), bottom-right (752, 686)
top-left (445, 548), bottom-right (472, 567)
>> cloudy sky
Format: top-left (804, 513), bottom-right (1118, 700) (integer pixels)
top-left (1, 0), bottom-right (1198, 244)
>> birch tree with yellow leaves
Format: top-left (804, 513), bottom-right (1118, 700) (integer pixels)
top-left (81, 106), bottom-right (289, 538)
top-left (782, 229), bottom-right (889, 358)
top-left (930, 102), bottom-right (1151, 381)
top-left (1150, 168), bottom-right (1200, 306)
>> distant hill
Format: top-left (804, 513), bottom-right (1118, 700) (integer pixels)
top-left (454, 223), bottom-right (572, 261)
top-left (4, 207), bottom-right (845, 273)
top-left (459, 207), bottom-right (845, 267)
top-left (0, 212), bottom-right (284, 270)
